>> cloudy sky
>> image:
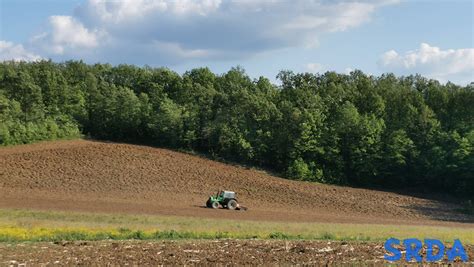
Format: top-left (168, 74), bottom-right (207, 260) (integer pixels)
top-left (1, 0), bottom-right (473, 84)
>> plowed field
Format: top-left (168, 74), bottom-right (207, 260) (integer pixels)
top-left (1, 240), bottom-right (473, 265)
top-left (0, 140), bottom-right (473, 226)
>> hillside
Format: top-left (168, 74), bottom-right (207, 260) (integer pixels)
top-left (0, 140), bottom-right (472, 226)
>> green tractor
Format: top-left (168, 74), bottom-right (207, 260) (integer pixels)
top-left (206, 190), bottom-right (243, 210)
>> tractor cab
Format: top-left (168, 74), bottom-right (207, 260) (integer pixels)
top-left (219, 190), bottom-right (235, 199)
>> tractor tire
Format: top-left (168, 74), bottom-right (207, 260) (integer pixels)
top-left (206, 198), bottom-right (212, 208)
top-left (227, 199), bottom-right (238, 210)
top-left (211, 201), bottom-right (219, 209)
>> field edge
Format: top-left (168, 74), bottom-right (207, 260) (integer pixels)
top-left (1, 208), bottom-right (473, 244)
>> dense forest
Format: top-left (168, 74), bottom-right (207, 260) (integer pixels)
top-left (0, 61), bottom-right (472, 195)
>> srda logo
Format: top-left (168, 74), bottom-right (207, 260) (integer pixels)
top-left (384, 238), bottom-right (468, 263)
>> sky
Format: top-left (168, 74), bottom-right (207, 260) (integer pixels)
top-left (0, 0), bottom-right (473, 85)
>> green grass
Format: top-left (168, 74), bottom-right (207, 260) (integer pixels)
top-left (0, 209), bottom-right (472, 243)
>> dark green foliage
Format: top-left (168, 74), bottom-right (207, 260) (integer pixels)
top-left (0, 62), bottom-right (81, 144)
top-left (0, 61), bottom-right (472, 196)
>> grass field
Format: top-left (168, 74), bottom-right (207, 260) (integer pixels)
top-left (0, 209), bottom-right (472, 243)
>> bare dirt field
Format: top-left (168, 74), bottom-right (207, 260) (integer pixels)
top-left (0, 139), bottom-right (473, 226)
top-left (1, 240), bottom-right (473, 265)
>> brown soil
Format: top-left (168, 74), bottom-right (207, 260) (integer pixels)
top-left (1, 240), bottom-right (472, 265)
top-left (0, 139), bottom-right (473, 226)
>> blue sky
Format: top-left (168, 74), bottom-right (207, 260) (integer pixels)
top-left (1, 0), bottom-right (473, 84)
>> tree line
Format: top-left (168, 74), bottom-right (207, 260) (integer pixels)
top-left (0, 61), bottom-right (472, 195)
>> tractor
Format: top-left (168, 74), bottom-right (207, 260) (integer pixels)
top-left (206, 190), bottom-right (245, 210)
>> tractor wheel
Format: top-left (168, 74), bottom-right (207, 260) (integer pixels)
top-left (206, 198), bottom-right (212, 208)
top-left (211, 201), bottom-right (219, 209)
top-left (227, 199), bottom-right (238, 210)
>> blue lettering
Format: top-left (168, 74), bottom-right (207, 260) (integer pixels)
top-left (425, 239), bottom-right (445, 262)
top-left (384, 238), bottom-right (401, 261)
top-left (446, 239), bottom-right (468, 262)
top-left (384, 238), bottom-right (468, 263)
top-left (403, 238), bottom-right (423, 262)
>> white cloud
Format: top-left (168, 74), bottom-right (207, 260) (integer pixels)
top-left (0, 41), bottom-right (42, 62)
top-left (32, 16), bottom-right (105, 55)
top-left (284, 16), bottom-right (328, 30)
top-left (306, 63), bottom-right (324, 73)
top-left (379, 43), bottom-right (474, 84)
top-left (282, 2), bottom-right (383, 33)
top-left (325, 2), bottom-right (376, 32)
top-left (50, 16), bottom-right (101, 48)
top-left (86, 0), bottom-right (168, 22)
top-left (8, 0), bottom-right (398, 65)
top-left (153, 41), bottom-right (214, 58)
top-left (81, 0), bottom-right (222, 24)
